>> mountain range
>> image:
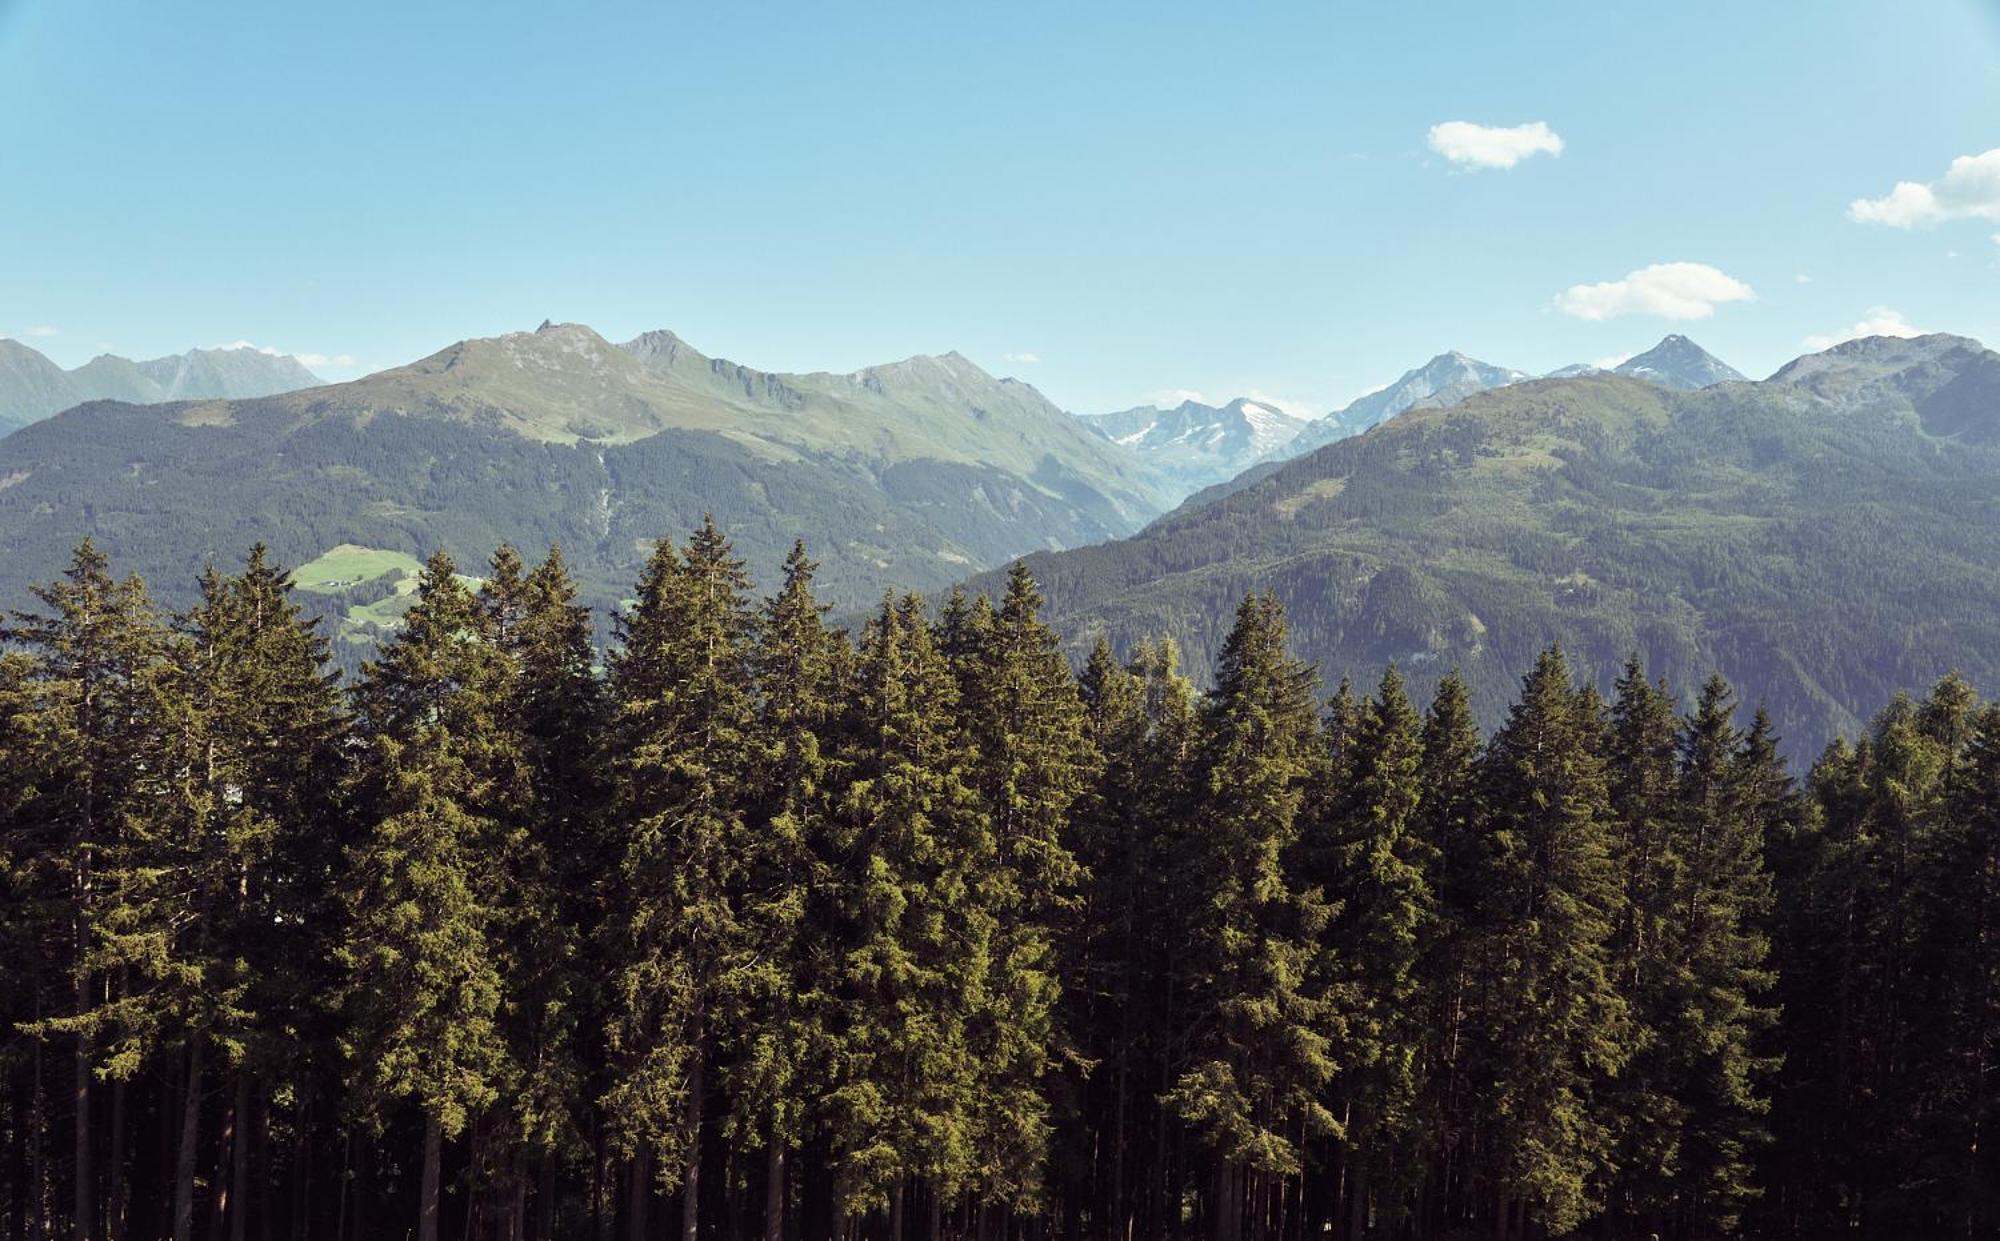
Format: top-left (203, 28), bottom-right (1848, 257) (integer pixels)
top-left (1123, 335), bottom-right (1743, 511)
top-left (0, 339), bottom-right (323, 434)
top-left (973, 332), bottom-right (2000, 754)
top-left (1074, 396), bottom-right (1306, 493)
top-left (0, 322), bottom-right (1172, 647)
top-left (5, 318), bottom-right (1994, 752)
top-left (1280, 351), bottom-right (1532, 462)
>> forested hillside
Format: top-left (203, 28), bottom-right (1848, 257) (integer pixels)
top-left (3, 528), bottom-right (1995, 1241)
top-left (0, 324), bottom-right (1171, 643)
top-left (976, 333), bottom-right (2000, 755)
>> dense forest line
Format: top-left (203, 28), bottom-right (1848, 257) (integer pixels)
top-left (0, 525), bottom-right (1996, 1241)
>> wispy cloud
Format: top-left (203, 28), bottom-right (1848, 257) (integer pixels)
top-left (1555, 262), bottom-right (1755, 321)
top-left (1802, 307), bottom-right (1928, 351)
top-left (27, 325), bottom-right (58, 338)
top-left (1148, 388), bottom-right (1208, 409)
top-left (1850, 148), bottom-right (2000, 227)
top-left (1427, 120), bottom-right (1564, 170)
top-left (1002, 351), bottom-right (1040, 365)
top-left (210, 340), bottom-right (356, 369)
top-left (1244, 389), bottom-right (1318, 420)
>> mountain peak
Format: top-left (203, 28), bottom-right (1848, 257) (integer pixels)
top-left (1613, 335), bottom-right (1744, 390)
top-left (1075, 393), bottom-right (1306, 495)
top-left (620, 328), bottom-right (714, 369)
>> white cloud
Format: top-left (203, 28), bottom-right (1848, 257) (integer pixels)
top-left (1591, 353), bottom-right (1634, 370)
top-left (1427, 120), bottom-right (1564, 170)
top-left (1795, 273), bottom-right (1812, 284)
top-left (1802, 306), bottom-right (1928, 351)
top-left (1002, 351), bottom-right (1040, 365)
top-left (209, 340), bottom-right (355, 369)
top-left (1149, 388), bottom-right (1209, 409)
top-left (27, 325), bottom-right (58, 337)
top-left (1245, 389), bottom-right (1317, 420)
top-left (1849, 148), bottom-right (2000, 227)
top-left (1555, 262), bottom-right (1756, 321)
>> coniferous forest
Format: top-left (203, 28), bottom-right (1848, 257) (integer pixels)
top-left (3, 522), bottom-right (1999, 1241)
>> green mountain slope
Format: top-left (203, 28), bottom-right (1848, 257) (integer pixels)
top-left (0, 323), bottom-right (1171, 642)
top-left (970, 333), bottom-right (2000, 754)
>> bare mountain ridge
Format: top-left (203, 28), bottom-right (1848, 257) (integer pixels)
top-left (0, 339), bottom-right (322, 434)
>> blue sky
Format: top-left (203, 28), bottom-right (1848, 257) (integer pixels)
top-left (3, 0), bottom-right (1998, 415)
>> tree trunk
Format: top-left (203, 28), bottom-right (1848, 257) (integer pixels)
top-left (172, 1041), bottom-right (203, 1241)
top-left (1345, 1156), bottom-right (1365, 1241)
top-left (230, 1073), bottom-right (250, 1241)
top-left (682, 1052), bottom-right (704, 1241)
top-left (31, 1026), bottom-right (49, 1241)
top-left (1211, 1161), bottom-right (1236, 1241)
top-left (763, 1140), bottom-right (785, 1241)
top-left (106, 1076), bottom-right (126, 1241)
top-left (538, 1154), bottom-right (557, 1241)
top-left (627, 1151), bottom-right (651, 1241)
top-left (420, 1111), bottom-right (443, 1241)
top-left (72, 965), bottom-right (93, 1241)
top-left (254, 1091), bottom-right (271, 1241)
top-left (211, 1072), bottom-right (238, 1241)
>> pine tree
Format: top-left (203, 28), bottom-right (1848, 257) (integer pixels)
top-left (1125, 636), bottom-right (1205, 1240)
top-left (482, 545), bottom-right (603, 1231)
top-left (726, 541), bottom-right (841, 1241)
top-left (1314, 666), bottom-right (1433, 1232)
top-left (1930, 702), bottom-right (2000, 1231)
top-left (825, 593), bottom-right (994, 1228)
top-left (1657, 674), bottom-right (1778, 1235)
top-left (1165, 594), bottom-right (1338, 1241)
top-left (338, 552), bottom-right (514, 1241)
top-left (956, 564), bottom-right (1092, 1212)
top-left (1068, 637), bottom-right (1148, 1236)
top-left (5, 542), bottom-right (166, 1241)
top-left (138, 550), bottom-right (346, 1241)
top-left (1473, 645), bottom-right (1632, 1237)
top-left (601, 518), bottom-right (756, 1240)
top-left (1409, 671), bottom-right (1483, 1235)
top-left (1600, 657), bottom-right (1685, 1230)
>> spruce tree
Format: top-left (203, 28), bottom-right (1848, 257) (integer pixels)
top-left (1619, 674), bottom-right (1778, 1237)
top-left (338, 553), bottom-right (514, 1241)
top-left (482, 545), bottom-right (602, 1230)
top-left (139, 550), bottom-right (345, 1241)
top-left (1165, 594), bottom-right (1337, 1241)
top-left (1600, 657), bottom-right (1684, 1230)
top-left (1068, 637), bottom-right (1149, 1236)
top-left (1473, 645), bottom-right (1632, 1236)
top-left (1127, 636), bottom-right (1204, 1240)
top-left (1409, 671), bottom-right (1483, 1235)
top-left (5, 542), bottom-right (166, 1241)
top-left (601, 518), bottom-right (755, 1240)
top-left (824, 593), bottom-right (993, 1228)
top-left (1314, 666), bottom-right (1433, 1231)
top-left (1930, 702), bottom-right (2000, 1231)
top-left (726, 541), bottom-right (841, 1241)
top-left (957, 564), bottom-right (1092, 1212)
